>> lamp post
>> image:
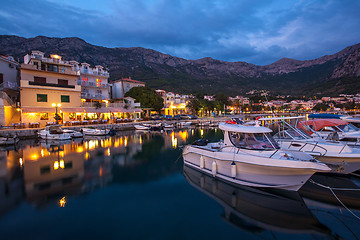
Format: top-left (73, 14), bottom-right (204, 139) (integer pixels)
top-left (52, 103), bottom-right (61, 124)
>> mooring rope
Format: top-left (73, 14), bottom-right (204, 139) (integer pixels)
top-left (309, 179), bottom-right (360, 221)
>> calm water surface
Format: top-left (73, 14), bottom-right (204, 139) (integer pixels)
top-left (0, 127), bottom-right (360, 240)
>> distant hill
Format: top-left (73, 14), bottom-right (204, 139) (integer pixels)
top-left (1, 35), bottom-right (359, 96)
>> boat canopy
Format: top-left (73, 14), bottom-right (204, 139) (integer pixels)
top-left (297, 119), bottom-right (347, 135)
top-left (308, 113), bottom-right (342, 119)
top-left (219, 122), bottom-right (272, 133)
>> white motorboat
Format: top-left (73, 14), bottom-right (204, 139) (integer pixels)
top-left (182, 122), bottom-right (330, 191)
top-left (162, 122), bottom-right (174, 128)
top-left (179, 121), bottom-right (192, 126)
top-left (39, 125), bottom-right (72, 140)
top-left (134, 124), bottom-right (151, 130)
top-left (62, 129), bottom-right (83, 138)
top-left (81, 127), bottom-right (110, 136)
top-left (260, 116), bottom-right (360, 174)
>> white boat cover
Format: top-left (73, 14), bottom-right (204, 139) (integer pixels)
top-left (257, 116), bottom-right (305, 121)
top-left (219, 122), bottom-right (272, 133)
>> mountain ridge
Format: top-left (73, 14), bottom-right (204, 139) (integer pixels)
top-left (1, 35), bottom-right (359, 95)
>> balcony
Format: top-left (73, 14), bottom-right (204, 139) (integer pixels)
top-left (81, 93), bottom-right (108, 100)
top-left (21, 63), bottom-right (78, 76)
top-left (0, 81), bottom-right (19, 90)
top-left (80, 69), bottom-right (110, 77)
top-left (77, 80), bottom-right (109, 88)
top-left (81, 102), bottom-right (125, 108)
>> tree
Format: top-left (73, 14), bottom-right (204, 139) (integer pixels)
top-left (313, 103), bottom-right (329, 111)
top-left (186, 99), bottom-right (201, 115)
top-left (125, 86), bottom-right (164, 112)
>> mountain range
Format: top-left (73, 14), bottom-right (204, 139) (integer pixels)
top-left (1, 35), bottom-right (360, 96)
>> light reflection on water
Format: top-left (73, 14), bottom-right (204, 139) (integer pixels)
top-left (0, 127), bottom-right (360, 239)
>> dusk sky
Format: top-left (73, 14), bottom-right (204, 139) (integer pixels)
top-left (1, 0), bottom-right (359, 65)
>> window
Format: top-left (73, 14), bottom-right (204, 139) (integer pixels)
top-left (61, 95), bottom-right (70, 103)
top-left (40, 113), bottom-right (49, 120)
top-left (58, 79), bottom-right (68, 86)
top-left (0, 73), bottom-right (3, 84)
top-left (40, 165), bottom-right (51, 175)
top-left (34, 76), bottom-right (46, 83)
top-left (37, 94), bottom-right (47, 102)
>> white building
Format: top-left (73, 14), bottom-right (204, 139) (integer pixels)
top-left (111, 77), bottom-right (145, 99)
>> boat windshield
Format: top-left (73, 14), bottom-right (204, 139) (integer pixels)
top-left (273, 129), bottom-right (310, 140)
top-left (336, 124), bottom-right (359, 132)
top-left (229, 132), bottom-right (280, 150)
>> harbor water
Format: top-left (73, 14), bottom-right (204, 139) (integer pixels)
top-left (0, 127), bottom-right (360, 240)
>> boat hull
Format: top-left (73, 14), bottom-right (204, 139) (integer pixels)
top-left (277, 141), bottom-right (360, 173)
top-left (183, 146), bottom-right (325, 191)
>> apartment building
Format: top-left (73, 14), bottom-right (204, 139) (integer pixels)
top-left (20, 51), bottom-right (81, 126)
top-left (70, 61), bottom-right (110, 101)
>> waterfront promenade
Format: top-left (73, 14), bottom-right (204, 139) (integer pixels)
top-left (0, 117), bottom-right (229, 139)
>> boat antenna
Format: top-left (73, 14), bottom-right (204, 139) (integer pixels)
top-left (262, 90), bottom-right (275, 117)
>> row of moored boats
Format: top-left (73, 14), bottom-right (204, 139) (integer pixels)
top-left (38, 125), bottom-right (114, 140)
top-left (182, 116), bottom-right (360, 191)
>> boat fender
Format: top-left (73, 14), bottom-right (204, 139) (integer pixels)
top-left (200, 155), bottom-right (205, 169)
top-left (212, 161), bottom-right (217, 177)
top-left (231, 162), bottom-right (236, 178)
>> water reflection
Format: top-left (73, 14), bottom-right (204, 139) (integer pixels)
top-left (0, 127), bottom-right (217, 214)
top-left (183, 165), bottom-right (331, 238)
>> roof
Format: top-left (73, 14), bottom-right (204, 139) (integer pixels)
top-left (112, 77), bottom-right (145, 85)
top-left (219, 122), bottom-right (272, 133)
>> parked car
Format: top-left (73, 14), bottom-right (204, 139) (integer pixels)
top-left (164, 115), bottom-right (174, 120)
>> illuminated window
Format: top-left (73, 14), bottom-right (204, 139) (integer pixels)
top-left (37, 94), bottom-right (47, 102)
top-left (40, 113), bottom-right (49, 120)
top-left (61, 95), bottom-right (70, 103)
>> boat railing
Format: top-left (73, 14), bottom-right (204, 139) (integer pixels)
top-left (289, 141), bottom-right (327, 157)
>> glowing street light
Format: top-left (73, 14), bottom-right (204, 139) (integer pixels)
top-left (52, 103), bottom-right (61, 124)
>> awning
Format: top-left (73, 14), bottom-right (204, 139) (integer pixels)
top-left (21, 107), bottom-right (143, 113)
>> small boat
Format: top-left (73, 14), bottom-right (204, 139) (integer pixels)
top-left (260, 116), bottom-right (360, 174)
top-left (38, 125), bottom-right (72, 140)
top-left (182, 122), bottom-right (330, 191)
top-left (134, 124), bottom-right (151, 130)
top-left (297, 119), bottom-right (360, 147)
top-left (0, 136), bottom-right (19, 145)
top-left (162, 123), bottom-right (174, 128)
top-left (81, 127), bottom-right (110, 136)
top-left (179, 121), bottom-right (192, 126)
top-left (62, 129), bottom-right (83, 138)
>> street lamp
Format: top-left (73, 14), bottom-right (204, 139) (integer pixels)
top-left (52, 103), bottom-right (61, 124)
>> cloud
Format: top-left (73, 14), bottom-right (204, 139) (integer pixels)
top-left (0, 0), bottom-right (359, 65)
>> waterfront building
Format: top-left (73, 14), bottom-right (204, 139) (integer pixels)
top-left (20, 51), bottom-right (82, 126)
top-left (0, 55), bottom-right (21, 126)
top-left (156, 90), bottom-right (188, 116)
top-left (111, 77), bottom-right (145, 99)
top-left (70, 61), bottom-right (110, 101)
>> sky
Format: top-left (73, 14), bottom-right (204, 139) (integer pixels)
top-left (0, 0), bottom-right (359, 65)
